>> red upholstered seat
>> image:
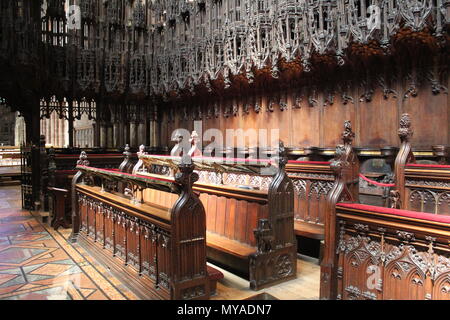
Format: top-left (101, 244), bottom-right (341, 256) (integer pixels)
top-left (207, 265), bottom-right (224, 281)
top-left (406, 163), bottom-right (450, 169)
top-left (336, 203), bottom-right (450, 224)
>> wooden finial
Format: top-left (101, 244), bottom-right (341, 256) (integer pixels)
top-left (342, 120), bottom-right (355, 146)
top-left (275, 140), bottom-right (287, 169)
top-left (119, 144), bottom-right (133, 173)
top-left (137, 144), bottom-right (147, 156)
top-left (330, 145), bottom-right (346, 176)
top-left (175, 155), bottom-right (198, 189)
top-left (398, 113), bottom-right (413, 143)
top-left (171, 131), bottom-right (184, 157)
top-left (77, 151), bottom-right (89, 166)
top-left (123, 144), bottom-right (131, 158)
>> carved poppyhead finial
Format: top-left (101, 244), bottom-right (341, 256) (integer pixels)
top-left (138, 144), bottom-right (146, 156)
top-left (342, 120), bottom-right (355, 146)
top-left (175, 155), bottom-right (199, 187)
top-left (398, 113), bottom-right (413, 143)
top-left (274, 140), bottom-right (287, 168)
top-left (123, 144), bottom-right (131, 159)
top-left (77, 151), bottom-right (89, 166)
top-left (330, 145), bottom-right (346, 176)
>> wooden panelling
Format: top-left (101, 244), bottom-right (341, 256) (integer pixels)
top-left (402, 83), bottom-right (449, 148)
top-left (161, 80), bottom-right (449, 151)
top-left (358, 90), bottom-right (399, 147)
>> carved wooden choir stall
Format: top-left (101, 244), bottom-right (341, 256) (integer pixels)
top-left (320, 114), bottom-right (450, 300)
top-left (71, 155), bottom-right (217, 300)
top-left (135, 142), bottom-right (297, 290)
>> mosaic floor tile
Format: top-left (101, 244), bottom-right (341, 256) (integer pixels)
top-left (0, 247), bottom-right (48, 264)
top-left (0, 224), bottom-right (26, 235)
top-left (30, 263), bottom-right (73, 277)
top-left (3, 286), bottom-right (73, 300)
top-left (0, 186), bottom-right (135, 300)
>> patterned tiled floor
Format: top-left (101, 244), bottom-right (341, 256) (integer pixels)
top-left (0, 186), bottom-right (138, 300)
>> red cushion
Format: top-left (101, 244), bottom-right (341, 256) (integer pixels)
top-left (406, 163), bottom-right (450, 169)
top-left (207, 266), bottom-right (224, 281)
top-left (336, 203), bottom-right (450, 224)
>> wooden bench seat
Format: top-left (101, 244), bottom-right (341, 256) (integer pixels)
top-left (294, 220), bottom-right (325, 240)
top-left (206, 231), bottom-right (256, 258)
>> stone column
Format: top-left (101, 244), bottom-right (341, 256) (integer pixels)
top-left (106, 125), bottom-right (113, 148)
top-left (57, 115), bottom-right (62, 147)
top-left (51, 113), bottom-right (56, 147)
top-left (113, 122), bottom-right (121, 148)
top-left (45, 118), bottom-right (51, 146)
top-left (149, 105), bottom-right (158, 151)
top-left (137, 121), bottom-right (147, 147)
top-left (118, 122), bottom-right (124, 147)
top-left (129, 122), bottom-right (138, 147)
top-left (60, 118), bottom-right (65, 147)
top-left (99, 123), bottom-right (107, 148)
top-left (124, 122), bottom-right (130, 145)
top-left (64, 120), bottom-right (69, 147)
